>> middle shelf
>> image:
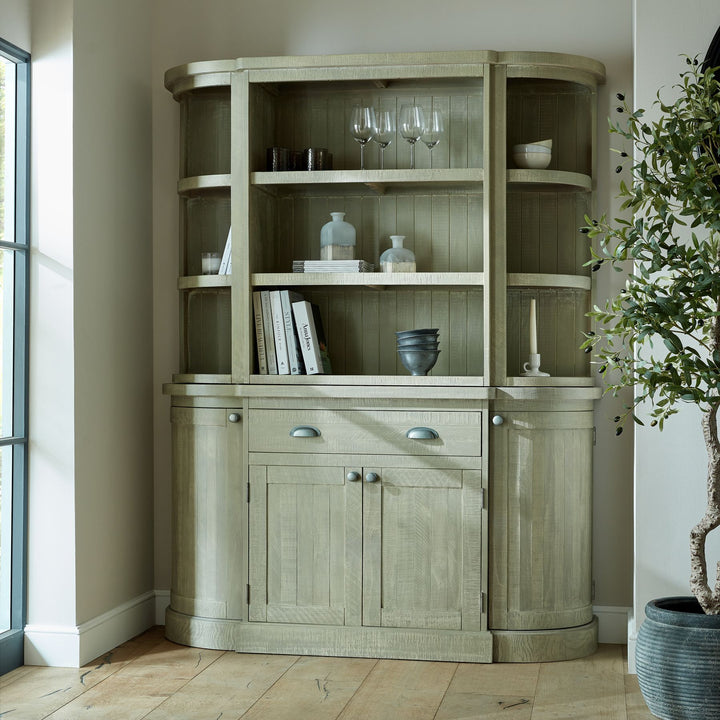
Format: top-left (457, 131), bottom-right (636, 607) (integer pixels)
top-left (178, 272), bottom-right (591, 291)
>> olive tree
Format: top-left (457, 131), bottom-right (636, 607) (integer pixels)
top-left (583, 58), bottom-right (720, 614)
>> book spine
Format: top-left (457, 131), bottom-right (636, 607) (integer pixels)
top-left (269, 290), bottom-right (290, 375)
top-left (280, 290), bottom-right (305, 374)
top-left (291, 301), bottom-right (323, 375)
top-left (310, 302), bottom-right (332, 374)
top-left (260, 291), bottom-right (278, 374)
top-left (252, 291), bottom-right (268, 375)
top-left (218, 228), bottom-right (232, 274)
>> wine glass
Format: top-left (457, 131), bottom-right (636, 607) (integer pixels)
top-left (399, 104), bottom-right (425, 169)
top-left (421, 109), bottom-right (444, 164)
top-left (372, 110), bottom-right (395, 170)
top-left (349, 105), bottom-right (376, 170)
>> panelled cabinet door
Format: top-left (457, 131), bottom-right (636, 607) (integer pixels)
top-left (363, 466), bottom-right (484, 632)
top-left (248, 464), bottom-right (362, 625)
top-left (170, 407), bottom-right (245, 620)
top-left (489, 411), bottom-right (594, 631)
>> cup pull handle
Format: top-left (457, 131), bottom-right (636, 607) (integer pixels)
top-left (289, 425), bottom-right (321, 438)
top-left (406, 426), bottom-right (439, 440)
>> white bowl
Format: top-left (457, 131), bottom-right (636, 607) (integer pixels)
top-left (512, 143), bottom-right (551, 154)
top-left (512, 149), bottom-right (552, 169)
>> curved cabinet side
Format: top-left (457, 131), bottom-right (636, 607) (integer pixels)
top-left (170, 405), bottom-right (246, 626)
top-left (490, 410), bottom-right (595, 637)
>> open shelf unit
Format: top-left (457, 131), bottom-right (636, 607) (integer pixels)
top-left (168, 52), bottom-right (603, 386)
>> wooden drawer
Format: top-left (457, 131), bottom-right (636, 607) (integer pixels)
top-left (247, 409), bottom-right (482, 457)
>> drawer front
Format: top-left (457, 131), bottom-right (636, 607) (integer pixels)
top-left (248, 409), bottom-right (482, 457)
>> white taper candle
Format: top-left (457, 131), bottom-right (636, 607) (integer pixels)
top-left (529, 298), bottom-right (538, 354)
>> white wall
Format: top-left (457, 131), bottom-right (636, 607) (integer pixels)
top-left (150, 0), bottom-right (635, 614)
top-left (72, 0), bottom-right (154, 625)
top-left (26, 0), bottom-right (77, 641)
top-left (631, 0), bottom-right (720, 666)
top-left (23, 0), bottom-right (155, 666)
top-left (1, 0), bottom-right (30, 51)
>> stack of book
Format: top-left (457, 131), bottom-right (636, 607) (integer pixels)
top-left (292, 260), bottom-right (374, 273)
top-left (252, 290), bottom-right (331, 375)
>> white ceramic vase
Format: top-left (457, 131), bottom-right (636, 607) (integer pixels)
top-left (380, 235), bottom-right (416, 272)
top-left (320, 212), bottom-right (356, 260)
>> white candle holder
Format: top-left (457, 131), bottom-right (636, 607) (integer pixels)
top-left (521, 352), bottom-right (550, 377)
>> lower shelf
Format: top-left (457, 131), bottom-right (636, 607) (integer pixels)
top-left (165, 608), bottom-right (598, 663)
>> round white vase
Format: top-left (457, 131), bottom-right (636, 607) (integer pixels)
top-left (380, 235), bottom-right (416, 272)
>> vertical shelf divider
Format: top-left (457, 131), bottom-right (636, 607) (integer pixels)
top-left (232, 70), bottom-right (251, 383)
top-left (485, 63), bottom-right (507, 387)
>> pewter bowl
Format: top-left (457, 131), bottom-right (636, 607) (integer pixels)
top-left (396, 328), bottom-right (439, 338)
top-left (396, 337), bottom-right (440, 348)
top-left (398, 348), bottom-right (440, 376)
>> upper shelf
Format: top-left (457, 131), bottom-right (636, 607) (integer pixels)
top-left (178, 174), bottom-right (231, 196)
top-left (178, 169), bottom-right (590, 196)
top-left (251, 169), bottom-right (484, 195)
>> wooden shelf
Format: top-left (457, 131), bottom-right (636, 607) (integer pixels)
top-left (503, 376), bottom-right (596, 387)
top-left (506, 169), bottom-right (591, 191)
top-left (177, 174), bottom-right (231, 196)
top-left (251, 168), bottom-right (484, 195)
top-left (178, 275), bottom-right (231, 290)
top-left (172, 373), bottom-right (232, 384)
top-left (251, 271), bottom-right (485, 287)
top-left (250, 374), bottom-right (488, 387)
top-left (507, 273), bottom-right (591, 291)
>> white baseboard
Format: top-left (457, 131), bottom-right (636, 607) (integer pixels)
top-left (627, 612), bottom-right (638, 673)
top-left (155, 590), bottom-right (170, 625)
top-left (593, 605), bottom-right (632, 644)
top-left (24, 590), bottom-right (156, 667)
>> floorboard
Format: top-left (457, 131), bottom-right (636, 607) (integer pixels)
top-left (0, 628), bottom-right (654, 720)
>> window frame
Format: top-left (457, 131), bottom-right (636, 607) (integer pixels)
top-left (0, 35), bottom-right (30, 676)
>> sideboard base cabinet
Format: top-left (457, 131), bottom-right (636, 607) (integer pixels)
top-left (165, 609), bottom-right (494, 663)
top-left (163, 49), bottom-right (606, 664)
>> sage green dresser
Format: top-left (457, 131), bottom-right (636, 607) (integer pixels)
top-left (163, 50), bottom-right (604, 662)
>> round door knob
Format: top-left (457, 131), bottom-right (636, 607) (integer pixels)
top-left (492, 415), bottom-right (504, 426)
top-left (346, 471), bottom-right (361, 482)
top-left (228, 413), bottom-right (241, 423)
top-left (364, 472), bottom-right (380, 483)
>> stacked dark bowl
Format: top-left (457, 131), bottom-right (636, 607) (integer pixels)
top-left (396, 328), bottom-right (440, 376)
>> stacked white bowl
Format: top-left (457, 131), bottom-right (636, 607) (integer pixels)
top-left (512, 139), bottom-right (552, 169)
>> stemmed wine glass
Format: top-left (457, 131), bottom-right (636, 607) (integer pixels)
top-left (372, 110), bottom-right (395, 170)
top-left (399, 104), bottom-right (425, 170)
top-left (421, 109), bottom-right (444, 164)
top-left (349, 105), bottom-right (376, 170)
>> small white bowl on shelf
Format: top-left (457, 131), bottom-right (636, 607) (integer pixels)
top-left (512, 141), bottom-right (552, 170)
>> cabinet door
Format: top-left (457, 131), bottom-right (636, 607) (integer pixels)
top-left (248, 464), bottom-right (362, 625)
top-left (489, 410), bottom-right (593, 630)
top-left (363, 466), bottom-right (484, 632)
top-left (171, 406), bottom-right (245, 620)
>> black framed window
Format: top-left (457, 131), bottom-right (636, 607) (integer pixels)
top-left (0, 36), bottom-right (30, 676)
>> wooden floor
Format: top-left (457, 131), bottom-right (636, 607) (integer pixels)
top-left (1, 626), bottom-right (655, 720)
